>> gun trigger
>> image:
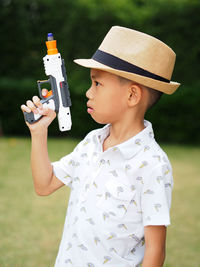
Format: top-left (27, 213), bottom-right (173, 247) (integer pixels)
top-left (44, 90), bottom-right (53, 98)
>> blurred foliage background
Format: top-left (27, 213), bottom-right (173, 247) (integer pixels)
top-left (0, 0), bottom-right (200, 142)
top-left (1, 1), bottom-right (200, 266)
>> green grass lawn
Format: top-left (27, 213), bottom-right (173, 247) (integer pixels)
top-left (0, 137), bottom-right (200, 267)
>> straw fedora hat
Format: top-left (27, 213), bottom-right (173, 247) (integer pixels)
top-left (74, 26), bottom-right (180, 94)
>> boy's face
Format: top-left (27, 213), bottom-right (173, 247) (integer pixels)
top-left (86, 69), bottom-right (129, 124)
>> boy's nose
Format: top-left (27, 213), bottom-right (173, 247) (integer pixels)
top-left (86, 86), bottom-right (93, 99)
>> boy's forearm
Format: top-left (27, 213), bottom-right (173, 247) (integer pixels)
top-left (31, 129), bottom-right (53, 195)
top-left (142, 247), bottom-right (165, 267)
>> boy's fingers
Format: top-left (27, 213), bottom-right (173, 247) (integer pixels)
top-left (21, 104), bottom-right (31, 113)
top-left (42, 89), bottom-right (48, 97)
top-left (26, 100), bottom-right (38, 114)
top-left (32, 96), bottom-right (42, 108)
top-left (40, 107), bottom-right (56, 119)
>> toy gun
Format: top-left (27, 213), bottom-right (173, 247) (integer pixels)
top-left (24, 33), bottom-right (72, 131)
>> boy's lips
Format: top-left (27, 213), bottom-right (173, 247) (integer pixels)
top-left (87, 102), bottom-right (94, 114)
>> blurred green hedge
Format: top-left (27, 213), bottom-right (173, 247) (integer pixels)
top-left (0, 0), bottom-right (200, 143)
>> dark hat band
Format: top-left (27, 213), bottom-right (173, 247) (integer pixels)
top-left (92, 49), bottom-right (170, 83)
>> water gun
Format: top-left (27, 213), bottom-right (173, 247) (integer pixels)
top-left (24, 33), bottom-right (72, 131)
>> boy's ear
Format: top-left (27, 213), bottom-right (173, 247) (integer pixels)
top-left (127, 84), bottom-right (142, 107)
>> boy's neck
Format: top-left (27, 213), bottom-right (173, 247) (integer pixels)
top-left (103, 117), bottom-right (145, 152)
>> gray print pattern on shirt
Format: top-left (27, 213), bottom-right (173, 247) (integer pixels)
top-left (64, 174), bottom-right (71, 179)
top-left (135, 139), bottom-right (141, 145)
top-left (139, 161), bottom-right (148, 168)
top-left (86, 218), bottom-right (95, 225)
top-left (110, 170), bottom-right (118, 177)
top-left (125, 164), bottom-right (131, 172)
top-left (68, 159), bottom-right (80, 167)
top-left (83, 138), bottom-right (91, 146)
top-left (109, 247), bottom-right (117, 253)
top-left (74, 176), bottom-right (80, 182)
top-left (103, 256), bottom-right (111, 264)
top-left (94, 236), bottom-right (100, 245)
top-left (99, 159), bottom-right (106, 166)
top-left (130, 199), bottom-right (137, 206)
top-left (85, 183), bottom-right (90, 191)
top-left (116, 186), bottom-right (124, 195)
top-left (130, 185), bottom-right (136, 191)
top-left (144, 189), bottom-right (154, 195)
top-left (162, 165), bottom-right (170, 175)
top-left (144, 145), bottom-right (150, 152)
top-left (72, 233), bottom-right (77, 238)
top-left (78, 244), bottom-right (88, 251)
top-left (118, 223), bottom-right (128, 230)
top-left (117, 204), bottom-right (127, 212)
top-left (66, 242), bottom-right (72, 251)
top-left (105, 191), bottom-right (111, 199)
top-left (107, 232), bottom-right (117, 240)
top-left (81, 153), bottom-right (88, 158)
top-left (93, 181), bottom-right (98, 188)
top-left (103, 212), bottom-right (109, 221)
top-left (73, 216), bottom-right (78, 224)
top-left (136, 176), bottom-right (144, 184)
top-left (153, 155), bottom-right (161, 162)
top-left (80, 206), bottom-right (87, 213)
top-left (52, 120), bottom-right (173, 267)
top-left (154, 203), bottom-right (162, 212)
top-left (109, 211), bottom-right (116, 216)
top-left (156, 176), bottom-right (164, 183)
top-left (129, 234), bottom-right (140, 243)
top-left (65, 258), bottom-right (72, 264)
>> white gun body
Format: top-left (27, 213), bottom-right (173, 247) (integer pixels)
top-left (24, 53), bottom-right (72, 132)
top-left (43, 53), bottom-right (72, 131)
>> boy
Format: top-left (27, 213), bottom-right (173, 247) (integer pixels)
top-left (21, 26), bottom-right (180, 267)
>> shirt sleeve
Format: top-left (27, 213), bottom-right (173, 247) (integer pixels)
top-left (51, 136), bottom-right (85, 187)
top-left (141, 162), bottom-right (173, 227)
top-left (51, 129), bottom-right (96, 187)
top-left (51, 151), bottom-right (76, 187)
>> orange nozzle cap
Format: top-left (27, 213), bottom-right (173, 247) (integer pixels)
top-left (46, 40), bottom-right (58, 55)
top-left (44, 90), bottom-right (53, 98)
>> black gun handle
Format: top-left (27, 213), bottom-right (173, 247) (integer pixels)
top-left (23, 97), bottom-right (55, 124)
top-left (24, 110), bottom-right (43, 124)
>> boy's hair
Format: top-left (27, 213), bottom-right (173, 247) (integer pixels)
top-left (145, 86), bottom-right (163, 110)
top-left (118, 76), bottom-right (163, 110)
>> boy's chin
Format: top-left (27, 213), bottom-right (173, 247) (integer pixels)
top-left (91, 115), bottom-right (110, 125)
top-left (94, 119), bottom-right (109, 125)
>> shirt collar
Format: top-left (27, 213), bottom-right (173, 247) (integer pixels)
top-left (95, 120), bottom-right (154, 160)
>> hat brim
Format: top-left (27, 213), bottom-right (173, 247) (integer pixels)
top-left (74, 58), bottom-right (180, 94)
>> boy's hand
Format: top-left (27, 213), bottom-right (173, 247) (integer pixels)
top-left (21, 89), bottom-right (56, 133)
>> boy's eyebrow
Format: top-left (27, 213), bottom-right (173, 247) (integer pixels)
top-left (91, 74), bottom-right (100, 80)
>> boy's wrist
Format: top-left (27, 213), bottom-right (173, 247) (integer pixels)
top-left (30, 126), bottom-right (48, 138)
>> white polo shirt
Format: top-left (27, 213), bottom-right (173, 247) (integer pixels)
top-left (52, 120), bottom-right (173, 267)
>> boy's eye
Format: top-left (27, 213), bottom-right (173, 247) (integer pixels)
top-left (95, 81), bottom-right (100, 86)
